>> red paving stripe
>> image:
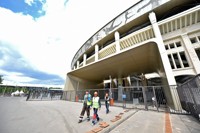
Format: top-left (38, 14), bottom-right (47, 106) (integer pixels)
top-left (165, 113), bottom-right (172, 133)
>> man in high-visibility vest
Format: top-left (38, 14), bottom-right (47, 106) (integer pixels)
top-left (78, 91), bottom-right (92, 123)
top-left (91, 91), bottom-right (101, 125)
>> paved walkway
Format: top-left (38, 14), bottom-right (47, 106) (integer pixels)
top-left (0, 97), bottom-right (136, 133)
top-left (110, 110), bottom-right (200, 133)
top-left (0, 97), bottom-right (200, 133)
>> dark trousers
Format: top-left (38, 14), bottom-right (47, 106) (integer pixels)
top-left (80, 103), bottom-right (90, 117)
top-left (92, 108), bottom-right (99, 122)
top-left (105, 102), bottom-right (109, 113)
top-left (123, 99), bottom-right (126, 108)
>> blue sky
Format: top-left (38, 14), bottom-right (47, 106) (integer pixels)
top-left (0, 0), bottom-right (136, 87)
top-left (0, 0), bottom-right (46, 18)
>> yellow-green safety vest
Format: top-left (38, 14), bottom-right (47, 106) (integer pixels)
top-left (92, 97), bottom-right (99, 108)
top-left (84, 94), bottom-right (92, 106)
top-left (87, 99), bottom-right (92, 105)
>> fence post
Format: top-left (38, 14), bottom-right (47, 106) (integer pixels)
top-left (142, 86), bottom-right (148, 110)
top-left (153, 86), bottom-right (159, 112)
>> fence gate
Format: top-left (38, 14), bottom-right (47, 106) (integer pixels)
top-left (127, 86), bottom-right (146, 110)
top-left (176, 74), bottom-right (200, 120)
top-left (122, 86), bottom-right (167, 111)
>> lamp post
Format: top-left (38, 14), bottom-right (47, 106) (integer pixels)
top-left (109, 75), bottom-right (112, 98)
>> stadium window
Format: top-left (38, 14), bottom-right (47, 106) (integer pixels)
top-left (195, 48), bottom-right (200, 61)
top-left (179, 52), bottom-right (189, 67)
top-left (169, 43), bottom-right (175, 49)
top-left (173, 53), bottom-right (181, 68)
top-left (198, 36), bottom-right (200, 42)
top-left (168, 54), bottom-right (175, 69)
top-left (190, 37), bottom-right (197, 44)
top-left (175, 42), bottom-right (181, 47)
top-left (165, 45), bottom-right (169, 50)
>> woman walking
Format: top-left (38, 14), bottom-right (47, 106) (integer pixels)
top-left (105, 93), bottom-right (110, 114)
top-left (91, 91), bottom-right (101, 125)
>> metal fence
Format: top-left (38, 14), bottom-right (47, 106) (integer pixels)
top-left (177, 74), bottom-right (200, 120)
top-left (63, 82), bottom-right (200, 120)
top-left (62, 86), bottom-right (179, 112)
top-left (26, 88), bottom-right (63, 101)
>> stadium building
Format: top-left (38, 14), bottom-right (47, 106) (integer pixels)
top-left (63, 0), bottom-right (200, 110)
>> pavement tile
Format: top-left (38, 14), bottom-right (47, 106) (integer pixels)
top-left (91, 127), bottom-right (103, 133)
top-left (115, 115), bottom-right (122, 118)
top-left (110, 118), bottom-right (118, 122)
top-left (99, 122), bottom-right (106, 125)
top-left (116, 117), bottom-right (121, 120)
top-left (115, 115), bottom-right (122, 120)
top-left (119, 113), bottom-right (124, 115)
top-left (85, 131), bottom-right (94, 133)
top-left (124, 109), bottom-right (129, 112)
top-left (99, 123), bottom-right (109, 128)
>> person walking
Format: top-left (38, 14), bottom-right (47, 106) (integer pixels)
top-left (91, 91), bottom-right (101, 125)
top-left (152, 96), bottom-right (156, 108)
top-left (78, 91), bottom-right (92, 123)
top-left (122, 93), bottom-right (126, 108)
top-left (104, 93), bottom-right (110, 114)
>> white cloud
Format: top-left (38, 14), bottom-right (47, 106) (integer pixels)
top-left (24, 0), bottom-right (34, 6)
top-left (0, 70), bottom-right (37, 84)
top-left (0, 0), bottom-right (138, 85)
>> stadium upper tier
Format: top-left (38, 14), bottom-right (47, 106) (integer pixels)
top-left (70, 0), bottom-right (196, 70)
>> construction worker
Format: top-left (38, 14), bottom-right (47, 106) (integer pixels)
top-left (78, 91), bottom-right (92, 123)
top-left (91, 91), bottom-right (101, 125)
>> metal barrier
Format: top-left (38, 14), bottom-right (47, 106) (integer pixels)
top-left (26, 88), bottom-right (63, 101)
top-left (177, 74), bottom-right (200, 120)
top-left (63, 86), bottom-right (178, 113)
top-left (63, 83), bottom-right (200, 120)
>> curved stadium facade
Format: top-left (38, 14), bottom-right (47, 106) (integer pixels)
top-left (64, 0), bottom-right (200, 110)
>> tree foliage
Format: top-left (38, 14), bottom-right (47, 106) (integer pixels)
top-left (0, 75), bottom-right (3, 84)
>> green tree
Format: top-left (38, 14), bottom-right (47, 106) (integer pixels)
top-left (0, 75), bottom-right (3, 84)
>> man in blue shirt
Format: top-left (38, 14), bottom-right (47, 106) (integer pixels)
top-left (78, 91), bottom-right (92, 123)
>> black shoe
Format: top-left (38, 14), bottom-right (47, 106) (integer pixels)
top-left (87, 117), bottom-right (90, 121)
top-left (97, 117), bottom-right (99, 121)
top-left (92, 121), bottom-right (95, 125)
top-left (78, 120), bottom-right (82, 123)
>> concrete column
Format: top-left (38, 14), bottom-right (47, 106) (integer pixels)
top-left (95, 44), bottom-right (99, 62)
top-left (127, 76), bottom-right (131, 85)
top-left (149, 12), bottom-right (176, 85)
top-left (141, 73), bottom-right (147, 87)
top-left (76, 61), bottom-right (79, 69)
top-left (181, 34), bottom-right (200, 74)
top-left (115, 31), bottom-right (120, 53)
top-left (83, 54), bottom-right (87, 66)
top-left (149, 12), bottom-right (181, 110)
top-left (118, 78), bottom-right (123, 101)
